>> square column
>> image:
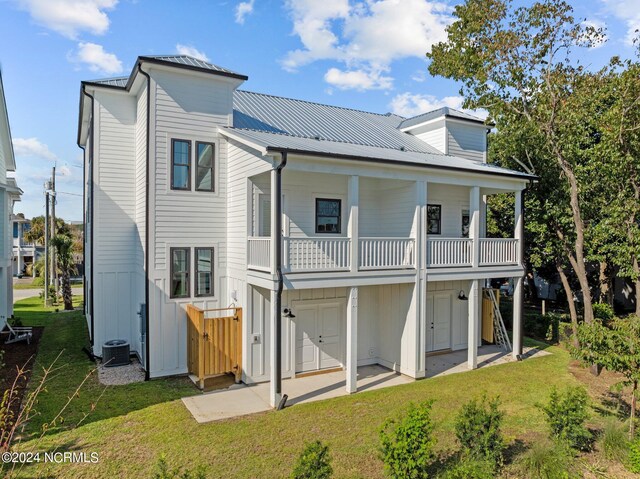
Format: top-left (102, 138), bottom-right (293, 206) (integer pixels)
top-left (468, 279), bottom-right (480, 369)
top-left (270, 169), bottom-right (278, 274)
top-left (415, 181), bottom-right (427, 376)
top-left (513, 276), bottom-right (524, 358)
top-left (346, 286), bottom-right (358, 393)
top-left (348, 176), bottom-right (359, 273)
top-left (269, 289), bottom-right (281, 408)
top-left (469, 186), bottom-right (481, 267)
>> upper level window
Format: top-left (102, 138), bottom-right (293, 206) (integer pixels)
top-left (170, 247), bottom-right (190, 298)
top-left (195, 247), bottom-right (214, 296)
top-left (462, 209), bottom-right (470, 238)
top-left (13, 222), bottom-right (19, 238)
top-left (427, 205), bottom-right (441, 235)
top-left (316, 198), bottom-right (341, 234)
top-left (171, 139), bottom-right (191, 190)
top-left (196, 142), bottom-right (215, 191)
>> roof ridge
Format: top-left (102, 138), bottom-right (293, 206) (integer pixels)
top-left (236, 89), bottom-right (401, 121)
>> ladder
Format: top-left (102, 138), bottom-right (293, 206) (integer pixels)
top-left (487, 288), bottom-right (512, 352)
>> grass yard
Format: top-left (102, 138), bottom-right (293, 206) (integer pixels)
top-left (13, 281), bottom-right (84, 290)
top-left (3, 297), bottom-right (633, 478)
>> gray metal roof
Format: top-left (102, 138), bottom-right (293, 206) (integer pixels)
top-left (141, 55), bottom-right (247, 79)
top-left (220, 127), bottom-right (534, 180)
top-left (89, 76), bottom-right (129, 87)
top-left (233, 90), bottom-right (441, 154)
top-left (399, 107), bottom-right (486, 130)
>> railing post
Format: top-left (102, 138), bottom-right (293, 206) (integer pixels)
top-left (348, 175), bottom-right (359, 272)
top-left (469, 186), bottom-right (481, 268)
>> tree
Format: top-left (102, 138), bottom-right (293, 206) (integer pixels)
top-left (427, 0), bottom-right (607, 324)
top-left (50, 235), bottom-right (76, 310)
top-left (23, 216), bottom-right (69, 246)
top-left (573, 315), bottom-right (640, 438)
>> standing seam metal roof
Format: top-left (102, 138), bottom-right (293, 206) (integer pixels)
top-left (399, 107), bottom-right (486, 129)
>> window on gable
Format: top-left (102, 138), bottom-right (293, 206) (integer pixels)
top-left (195, 142), bottom-right (215, 191)
top-left (195, 247), bottom-right (214, 297)
top-left (427, 205), bottom-right (441, 235)
top-left (171, 139), bottom-right (191, 190)
top-left (170, 247), bottom-right (190, 298)
top-left (315, 198), bottom-right (341, 234)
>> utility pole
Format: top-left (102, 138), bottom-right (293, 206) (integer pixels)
top-left (44, 190), bottom-right (49, 307)
top-left (51, 166), bottom-right (57, 289)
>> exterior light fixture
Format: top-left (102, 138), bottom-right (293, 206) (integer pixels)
top-left (283, 308), bottom-right (295, 318)
top-left (457, 290), bottom-right (468, 301)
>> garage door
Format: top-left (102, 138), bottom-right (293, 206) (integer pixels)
top-left (295, 301), bottom-right (344, 373)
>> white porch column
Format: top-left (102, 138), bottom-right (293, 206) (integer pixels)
top-left (270, 169), bottom-right (278, 274)
top-left (469, 186), bottom-right (481, 268)
top-left (513, 188), bottom-right (524, 359)
top-left (348, 175), bottom-right (359, 273)
top-left (415, 181), bottom-right (427, 377)
top-left (346, 286), bottom-right (358, 393)
top-left (269, 289), bottom-right (281, 407)
top-left (515, 189), bottom-right (524, 265)
top-left (468, 279), bottom-right (480, 369)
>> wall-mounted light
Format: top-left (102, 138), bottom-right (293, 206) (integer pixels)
top-left (283, 308), bottom-right (296, 318)
top-left (457, 290), bottom-right (468, 301)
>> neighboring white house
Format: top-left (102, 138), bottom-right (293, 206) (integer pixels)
top-left (77, 55), bottom-right (534, 406)
top-left (0, 71), bottom-right (21, 330)
top-left (11, 213), bottom-right (42, 277)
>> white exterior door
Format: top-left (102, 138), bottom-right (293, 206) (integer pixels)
top-left (295, 301), bottom-right (344, 373)
top-left (426, 292), bottom-right (452, 352)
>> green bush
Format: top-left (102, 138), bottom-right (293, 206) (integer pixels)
top-left (515, 440), bottom-right (573, 479)
top-left (454, 395), bottom-right (504, 466)
top-left (291, 440), bottom-right (333, 479)
top-left (597, 417), bottom-right (628, 462)
top-left (380, 401), bottom-right (437, 479)
top-left (539, 387), bottom-right (591, 450)
top-left (629, 438), bottom-right (640, 473)
top-left (524, 312), bottom-right (561, 342)
top-left (592, 303), bottom-right (614, 326)
top-left (153, 454), bottom-right (206, 479)
top-left (437, 457), bottom-right (494, 479)
top-left (31, 276), bottom-right (44, 286)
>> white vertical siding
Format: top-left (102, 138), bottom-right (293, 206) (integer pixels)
top-left (426, 280), bottom-right (471, 350)
top-left (427, 183), bottom-right (470, 238)
top-left (447, 122), bottom-right (486, 162)
top-left (360, 179), bottom-right (415, 237)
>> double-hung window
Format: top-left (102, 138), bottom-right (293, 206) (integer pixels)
top-left (170, 248), bottom-right (190, 298)
top-left (427, 205), bottom-right (441, 235)
top-left (195, 248), bottom-right (214, 296)
top-left (171, 139), bottom-right (191, 190)
top-left (195, 142), bottom-right (215, 191)
top-left (315, 198), bottom-right (341, 234)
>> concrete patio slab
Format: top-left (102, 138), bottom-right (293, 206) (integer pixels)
top-left (182, 346), bottom-right (550, 423)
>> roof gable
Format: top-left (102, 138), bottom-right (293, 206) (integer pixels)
top-left (399, 107), bottom-right (486, 130)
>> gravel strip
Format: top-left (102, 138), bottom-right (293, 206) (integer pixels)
top-left (97, 358), bottom-right (145, 385)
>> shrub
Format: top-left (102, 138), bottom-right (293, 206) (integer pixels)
top-left (539, 386), bottom-right (591, 450)
top-left (515, 440), bottom-right (573, 479)
top-left (291, 441), bottom-right (333, 479)
top-left (31, 276), bottom-right (44, 287)
top-left (153, 455), bottom-right (206, 479)
top-left (524, 312), bottom-right (561, 342)
top-left (454, 395), bottom-right (504, 466)
top-left (380, 401), bottom-right (437, 479)
top-left (629, 438), bottom-right (640, 473)
top-left (437, 457), bottom-right (494, 479)
top-left (597, 417), bottom-right (628, 462)
top-left (592, 303), bottom-right (614, 326)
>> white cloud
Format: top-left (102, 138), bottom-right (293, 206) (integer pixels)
top-left (69, 42), bottom-right (123, 74)
top-left (282, 0), bottom-right (452, 90)
top-left (324, 66), bottom-right (393, 90)
top-left (176, 44), bottom-right (210, 62)
top-left (16, 0), bottom-right (118, 39)
top-left (600, 0), bottom-right (640, 44)
top-left (389, 92), bottom-right (487, 120)
top-left (235, 0), bottom-right (255, 24)
top-left (12, 138), bottom-right (58, 161)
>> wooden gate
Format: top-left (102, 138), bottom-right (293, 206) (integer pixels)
top-left (187, 305), bottom-right (242, 389)
top-left (481, 288), bottom-right (499, 343)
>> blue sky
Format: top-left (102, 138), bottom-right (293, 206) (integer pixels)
top-left (0, 0), bottom-right (637, 221)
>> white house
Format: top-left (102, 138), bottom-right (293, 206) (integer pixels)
top-left (0, 71), bottom-right (21, 330)
top-left (11, 213), bottom-right (41, 277)
top-left (77, 55), bottom-right (535, 406)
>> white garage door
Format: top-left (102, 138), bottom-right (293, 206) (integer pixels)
top-left (295, 301), bottom-right (344, 373)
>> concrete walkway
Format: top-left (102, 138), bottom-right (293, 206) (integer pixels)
top-left (182, 346), bottom-right (550, 423)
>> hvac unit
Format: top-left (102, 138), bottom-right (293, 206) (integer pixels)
top-left (102, 340), bottom-right (130, 367)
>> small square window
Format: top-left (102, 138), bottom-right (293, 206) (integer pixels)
top-left (171, 139), bottom-right (191, 190)
top-left (195, 142), bottom-right (215, 192)
top-left (427, 205), bottom-right (441, 235)
top-left (315, 198), bottom-right (341, 234)
top-left (195, 248), bottom-right (214, 297)
top-left (170, 247), bottom-right (190, 298)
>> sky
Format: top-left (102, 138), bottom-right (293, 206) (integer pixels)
top-left (0, 0), bottom-right (638, 222)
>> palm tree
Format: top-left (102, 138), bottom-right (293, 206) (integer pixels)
top-left (50, 235), bottom-right (76, 310)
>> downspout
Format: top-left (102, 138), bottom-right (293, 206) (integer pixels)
top-left (274, 151), bottom-right (287, 407)
top-left (137, 64), bottom-right (152, 381)
top-left (81, 86), bottom-right (96, 346)
top-left (79, 143), bottom-right (86, 316)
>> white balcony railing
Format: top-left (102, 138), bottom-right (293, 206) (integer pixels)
top-left (359, 237), bottom-right (415, 270)
top-left (479, 238), bottom-right (519, 266)
top-left (427, 238), bottom-right (472, 267)
top-left (247, 237), bottom-right (271, 272)
top-left (285, 237), bottom-right (351, 272)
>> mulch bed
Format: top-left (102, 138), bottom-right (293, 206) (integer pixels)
top-left (0, 326), bottom-right (44, 445)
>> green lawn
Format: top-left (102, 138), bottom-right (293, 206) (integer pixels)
top-left (7, 297), bottom-right (584, 478)
top-left (13, 281), bottom-right (84, 290)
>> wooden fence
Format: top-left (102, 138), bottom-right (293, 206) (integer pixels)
top-left (187, 305), bottom-right (242, 390)
top-left (482, 288), bottom-right (499, 343)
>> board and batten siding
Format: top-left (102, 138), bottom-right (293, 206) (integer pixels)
top-left (147, 68), bottom-right (241, 377)
top-left (92, 90), bottom-right (144, 355)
